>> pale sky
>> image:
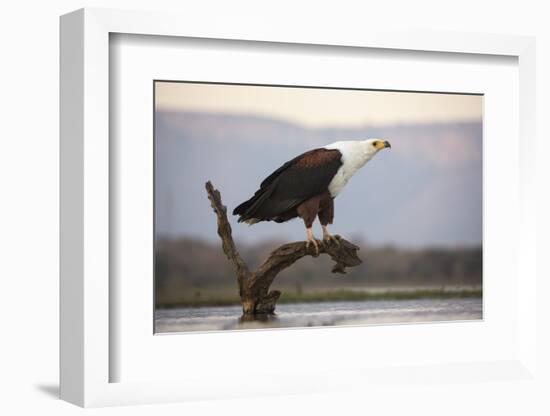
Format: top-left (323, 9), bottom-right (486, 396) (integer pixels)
top-left (155, 81), bottom-right (483, 128)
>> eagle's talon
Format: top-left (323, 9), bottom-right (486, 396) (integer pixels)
top-left (305, 228), bottom-right (321, 256)
top-left (306, 238), bottom-right (320, 256)
top-left (323, 232), bottom-right (340, 247)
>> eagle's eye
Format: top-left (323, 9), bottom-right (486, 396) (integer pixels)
top-left (373, 141), bottom-right (379, 147)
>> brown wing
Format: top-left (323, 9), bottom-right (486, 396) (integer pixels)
top-left (233, 148), bottom-right (342, 223)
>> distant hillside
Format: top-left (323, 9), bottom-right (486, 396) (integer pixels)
top-left (155, 111), bottom-right (482, 247)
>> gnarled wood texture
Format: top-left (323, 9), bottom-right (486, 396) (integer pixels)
top-left (205, 181), bottom-right (362, 317)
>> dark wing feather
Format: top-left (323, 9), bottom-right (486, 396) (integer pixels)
top-left (259, 157), bottom-right (299, 189)
top-left (233, 148), bottom-right (342, 223)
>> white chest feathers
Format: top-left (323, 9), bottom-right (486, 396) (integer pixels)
top-left (323, 140), bottom-right (377, 197)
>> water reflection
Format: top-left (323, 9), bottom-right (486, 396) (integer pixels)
top-left (155, 298), bottom-right (482, 334)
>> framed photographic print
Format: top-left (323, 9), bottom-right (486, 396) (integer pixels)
top-left (60, 8), bottom-right (538, 408)
top-left (153, 81), bottom-right (483, 334)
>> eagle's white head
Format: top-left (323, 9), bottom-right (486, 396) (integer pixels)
top-left (324, 138), bottom-right (391, 167)
top-left (323, 138), bottom-right (391, 197)
top-left (363, 138), bottom-right (392, 154)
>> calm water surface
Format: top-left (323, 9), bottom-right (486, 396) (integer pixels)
top-left (155, 297), bottom-right (482, 333)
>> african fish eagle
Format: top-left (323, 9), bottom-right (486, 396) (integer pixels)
top-left (233, 139), bottom-right (391, 253)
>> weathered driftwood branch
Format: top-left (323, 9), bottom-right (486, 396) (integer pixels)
top-left (205, 181), bottom-right (362, 317)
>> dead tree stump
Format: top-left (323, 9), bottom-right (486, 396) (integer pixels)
top-left (205, 181), bottom-right (362, 318)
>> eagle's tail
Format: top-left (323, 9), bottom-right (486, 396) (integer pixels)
top-left (232, 185), bottom-right (276, 224)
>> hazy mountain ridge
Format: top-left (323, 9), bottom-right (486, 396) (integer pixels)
top-left (155, 111), bottom-right (482, 247)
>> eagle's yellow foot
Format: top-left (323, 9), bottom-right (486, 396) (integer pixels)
top-left (305, 238), bottom-right (321, 256)
top-left (305, 228), bottom-right (320, 256)
top-left (322, 226), bottom-right (340, 246)
top-left (323, 234), bottom-right (340, 246)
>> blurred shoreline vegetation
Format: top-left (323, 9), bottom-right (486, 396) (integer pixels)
top-left (155, 237), bottom-right (482, 309)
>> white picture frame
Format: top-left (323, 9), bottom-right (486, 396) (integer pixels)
top-left (60, 8), bottom-right (537, 408)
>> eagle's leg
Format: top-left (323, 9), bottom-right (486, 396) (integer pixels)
top-left (305, 227), bottom-right (320, 255)
top-left (318, 194), bottom-right (340, 246)
top-left (297, 197), bottom-right (322, 256)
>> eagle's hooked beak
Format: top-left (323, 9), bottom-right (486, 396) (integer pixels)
top-left (373, 139), bottom-right (391, 150)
